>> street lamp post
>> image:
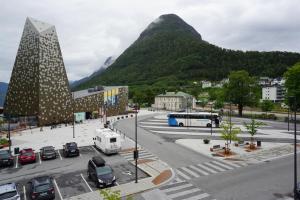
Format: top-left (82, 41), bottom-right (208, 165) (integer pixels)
top-left (72, 92), bottom-right (75, 138)
top-left (134, 103), bottom-right (138, 183)
top-left (229, 102), bottom-right (232, 143)
top-left (288, 106), bottom-right (290, 131)
top-left (210, 103), bottom-right (213, 136)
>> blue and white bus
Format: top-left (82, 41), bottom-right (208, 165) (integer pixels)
top-left (167, 112), bottom-right (220, 127)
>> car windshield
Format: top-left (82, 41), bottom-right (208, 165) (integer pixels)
top-left (67, 143), bottom-right (77, 149)
top-left (22, 152), bottom-right (33, 156)
top-left (0, 191), bottom-right (17, 199)
top-left (0, 151), bottom-right (9, 159)
top-left (96, 166), bottom-right (112, 175)
top-left (35, 184), bottom-right (51, 192)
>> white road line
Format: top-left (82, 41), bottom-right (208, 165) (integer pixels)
top-left (180, 167), bottom-right (200, 178)
top-left (184, 192), bottom-right (210, 200)
top-left (23, 185), bottom-right (27, 200)
top-left (57, 150), bottom-right (62, 160)
top-left (91, 146), bottom-right (100, 154)
top-left (53, 178), bottom-right (63, 200)
top-left (79, 153), bottom-right (82, 157)
top-left (162, 183), bottom-right (194, 193)
top-left (38, 153), bottom-right (42, 164)
top-left (204, 162), bottom-right (226, 172)
top-left (115, 182), bottom-right (119, 186)
top-left (189, 165), bottom-right (209, 176)
top-left (176, 169), bottom-right (191, 180)
top-left (212, 161), bottom-right (234, 170)
top-left (196, 163), bottom-right (217, 174)
top-left (15, 156), bottom-right (18, 168)
top-left (80, 173), bottom-right (93, 192)
top-left (168, 188), bottom-right (201, 198)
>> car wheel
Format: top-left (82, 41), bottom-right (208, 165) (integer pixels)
top-left (206, 123), bottom-right (211, 127)
top-left (179, 123), bottom-right (184, 127)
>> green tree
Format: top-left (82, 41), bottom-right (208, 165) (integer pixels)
top-left (224, 70), bottom-right (259, 117)
top-left (284, 62), bottom-right (300, 110)
top-left (100, 189), bottom-right (133, 200)
top-left (260, 100), bottom-right (274, 114)
top-left (220, 121), bottom-right (241, 154)
top-left (243, 119), bottom-right (265, 148)
top-left (198, 97), bottom-right (208, 110)
top-left (214, 99), bottom-right (224, 109)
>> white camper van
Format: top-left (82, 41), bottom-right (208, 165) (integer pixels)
top-left (94, 128), bottom-right (121, 154)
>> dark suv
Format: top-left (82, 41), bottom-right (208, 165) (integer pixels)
top-left (40, 146), bottom-right (56, 160)
top-left (28, 176), bottom-right (55, 200)
top-left (0, 150), bottom-right (14, 167)
top-left (63, 142), bottom-right (79, 157)
top-left (87, 156), bottom-right (116, 188)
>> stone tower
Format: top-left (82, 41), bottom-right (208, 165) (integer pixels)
top-left (4, 17), bottom-right (73, 126)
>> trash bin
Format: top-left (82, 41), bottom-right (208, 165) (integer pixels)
top-left (257, 141), bottom-right (261, 147)
top-left (14, 147), bottom-right (19, 155)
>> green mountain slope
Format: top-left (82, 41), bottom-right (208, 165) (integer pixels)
top-left (75, 14), bottom-right (300, 91)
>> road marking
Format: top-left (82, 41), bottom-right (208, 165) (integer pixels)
top-left (184, 192), bottom-right (210, 200)
top-left (163, 183), bottom-right (194, 193)
top-left (80, 173), bottom-right (93, 192)
top-left (79, 153), bottom-right (82, 157)
top-left (189, 165), bottom-right (209, 176)
top-left (180, 167), bottom-right (200, 178)
top-left (203, 162), bottom-right (226, 172)
top-left (197, 163), bottom-right (217, 174)
top-left (53, 178), bottom-right (63, 200)
top-left (176, 169), bottom-right (191, 180)
top-left (23, 185), bottom-right (27, 200)
top-left (15, 156), bottom-right (18, 168)
top-left (38, 153), bottom-right (42, 164)
top-left (212, 161), bottom-right (234, 170)
top-left (91, 146), bottom-right (100, 154)
top-left (57, 150), bottom-right (62, 160)
top-left (115, 182), bottom-right (119, 186)
top-left (168, 188), bottom-right (201, 198)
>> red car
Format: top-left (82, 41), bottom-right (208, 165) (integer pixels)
top-left (19, 148), bottom-right (36, 164)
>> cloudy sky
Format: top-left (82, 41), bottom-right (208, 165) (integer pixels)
top-left (1, 0), bottom-right (299, 83)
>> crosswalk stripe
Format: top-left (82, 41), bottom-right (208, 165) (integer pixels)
top-left (176, 169), bottom-right (191, 180)
top-left (183, 192), bottom-right (210, 200)
top-left (221, 160), bottom-right (242, 168)
top-left (188, 165), bottom-right (209, 176)
top-left (168, 188), bottom-right (201, 199)
top-left (196, 163), bottom-right (218, 174)
top-left (203, 162), bottom-right (226, 172)
top-left (180, 167), bottom-right (200, 178)
top-left (212, 160), bottom-right (234, 170)
top-left (162, 183), bottom-right (194, 193)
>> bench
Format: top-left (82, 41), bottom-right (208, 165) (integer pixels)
top-left (210, 145), bottom-right (221, 152)
top-left (235, 140), bottom-right (245, 147)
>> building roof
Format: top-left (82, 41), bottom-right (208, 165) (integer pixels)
top-left (27, 17), bottom-right (54, 33)
top-left (157, 91), bottom-right (193, 98)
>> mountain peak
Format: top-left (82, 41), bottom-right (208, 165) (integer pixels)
top-left (139, 13), bottom-right (202, 40)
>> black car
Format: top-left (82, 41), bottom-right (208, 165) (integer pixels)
top-left (0, 150), bottom-right (14, 167)
top-left (63, 142), bottom-right (79, 157)
top-left (87, 156), bottom-right (116, 188)
top-left (40, 146), bottom-right (56, 160)
top-left (29, 176), bottom-right (55, 200)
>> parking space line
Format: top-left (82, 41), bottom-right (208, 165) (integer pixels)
top-left (57, 150), bottom-right (63, 160)
top-left (91, 146), bottom-right (100, 154)
top-left (38, 153), bottom-right (42, 164)
top-left (80, 173), bottom-right (93, 192)
top-left (23, 185), bottom-right (27, 200)
top-left (53, 178), bottom-right (63, 200)
top-left (15, 156), bottom-right (18, 168)
top-left (115, 182), bottom-right (119, 186)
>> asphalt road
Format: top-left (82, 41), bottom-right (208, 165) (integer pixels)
top-left (115, 112), bottom-right (300, 200)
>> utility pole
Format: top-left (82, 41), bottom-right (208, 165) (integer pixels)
top-left (292, 96), bottom-right (297, 200)
top-left (134, 103), bottom-right (138, 183)
top-left (229, 102), bottom-right (232, 144)
top-left (210, 103), bottom-right (213, 136)
top-left (72, 92), bottom-right (75, 138)
top-left (8, 114), bottom-right (11, 153)
top-left (288, 106), bottom-right (290, 131)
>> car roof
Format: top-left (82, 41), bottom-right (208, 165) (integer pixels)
top-left (91, 156), bottom-right (105, 167)
top-left (41, 146), bottom-right (54, 150)
top-left (66, 142), bottom-right (77, 146)
top-left (32, 176), bottom-right (51, 186)
top-left (0, 183), bottom-right (17, 194)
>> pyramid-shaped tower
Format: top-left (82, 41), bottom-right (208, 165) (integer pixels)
top-left (4, 17), bottom-right (73, 126)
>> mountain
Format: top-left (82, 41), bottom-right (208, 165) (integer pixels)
top-left (75, 14), bottom-right (300, 92)
top-left (0, 82), bottom-right (8, 107)
top-left (70, 56), bottom-right (115, 89)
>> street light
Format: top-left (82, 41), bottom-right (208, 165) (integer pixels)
top-left (210, 102), bottom-right (213, 136)
top-left (72, 92), bottom-right (75, 138)
top-left (134, 103), bottom-right (139, 183)
top-left (289, 96), bottom-right (297, 200)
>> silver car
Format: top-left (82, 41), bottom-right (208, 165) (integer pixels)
top-left (0, 183), bottom-right (20, 200)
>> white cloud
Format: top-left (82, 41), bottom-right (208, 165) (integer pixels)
top-left (0, 0), bottom-right (299, 83)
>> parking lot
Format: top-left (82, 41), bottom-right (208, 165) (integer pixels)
top-left (0, 145), bottom-right (149, 200)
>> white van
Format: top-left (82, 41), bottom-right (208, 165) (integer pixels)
top-left (94, 128), bottom-right (121, 154)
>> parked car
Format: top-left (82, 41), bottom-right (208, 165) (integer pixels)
top-left (18, 148), bottom-right (36, 165)
top-left (62, 142), bottom-right (79, 157)
top-left (87, 156), bottom-right (116, 188)
top-left (40, 146), bottom-right (56, 160)
top-left (28, 176), bottom-right (55, 200)
top-left (0, 182), bottom-right (20, 200)
top-left (0, 150), bottom-right (14, 167)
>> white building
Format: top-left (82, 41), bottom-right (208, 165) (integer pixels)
top-left (152, 92), bottom-right (195, 111)
top-left (201, 81), bottom-right (212, 88)
top-left (262, 85), bottom-right (285, 102)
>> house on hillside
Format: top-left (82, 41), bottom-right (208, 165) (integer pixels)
top-left (262, 84), bottom-right (285, 102)
top-left (152, 92), bottom-right (195, 111)
top-left (201, 81), bottom-right (212, 88)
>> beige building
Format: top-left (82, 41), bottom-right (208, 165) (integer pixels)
top-left (153, 92), bottom-right (194, 111)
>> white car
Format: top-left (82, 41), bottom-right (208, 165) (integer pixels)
top-left (0, 183), bottom-right (20, 200)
